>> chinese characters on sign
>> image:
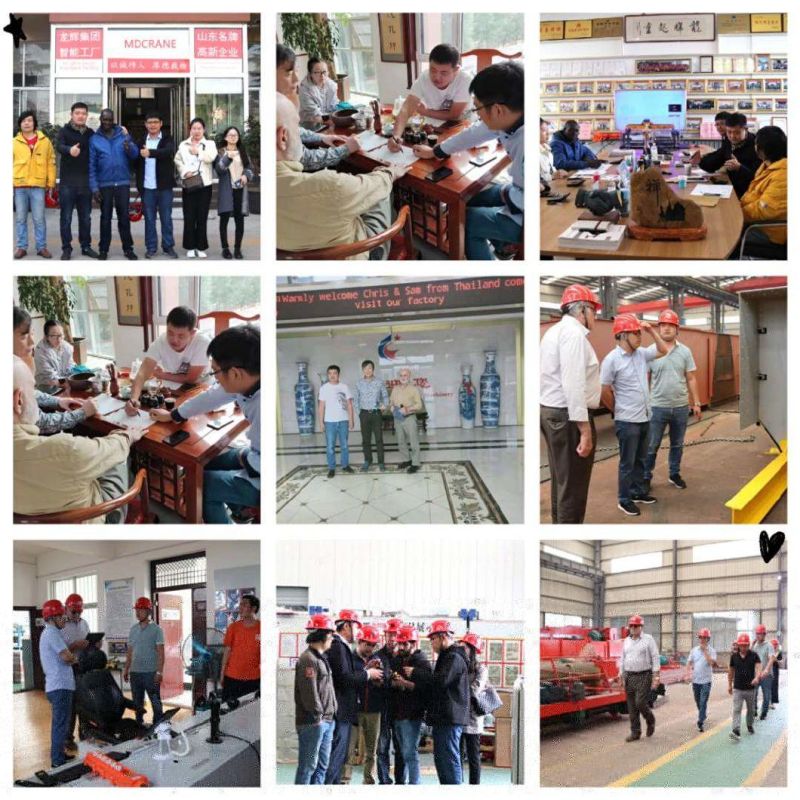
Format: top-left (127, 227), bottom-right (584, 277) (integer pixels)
top-left (624, 14), bottom-right (716, 43)
top-left (194, 28), bottom-right (243, 59)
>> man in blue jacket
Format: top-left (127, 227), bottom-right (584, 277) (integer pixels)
top-left (89, 108), bottom-right (139, 260)
top-left (551, 120), bottom-right (602, 171)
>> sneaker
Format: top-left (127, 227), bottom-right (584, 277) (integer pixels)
top-left (669, 474), bottom-right (687, 489)
top-left (625, 734), bottom-right (641, 742)
top-left (641, 480), bottom-right (651, 495)
top-left (186, 249), bottom-right (197, 258)
top-left (196, 249), bottom-right (208, 259)
top-left (163, 247), bottom-right (178, 258)
top-left (618, 500), bottom-right (641, 516)
top-left (61, 249), bottom-right (72, 260)
top-left (397, 461), bottom-right (412, 469)
top-left (37, 248), bottom-right (53, 258)
top-left (145, 251), bottom-right (157, 259)
top-left (646, 721), bottom-right (655, 737)
top-left (124, 250), bottom-right (138, 260)
top-left (327, 469), bottom-right (335, 478)
top-left (748, 725), bottom-right (755, 734)
top-left (730, 729), bottom-right (740, 740)
top-left (697, 721), bottom-right (703, 732)
top-left (408, 465), bottom-right (420, 474)
top-left (222, 247), bottom-right (233, 259)
top-left (632, 494), bottom-right (657, 504)
top-left (13, 248), bottom-right (26, 259)
top-left (342, 466), bottom-right (355, 474)
top-left (98, 251), bottom-right (108, 260)
top-left (770, 704), bottom-right (776, 709)
top-left (360, 462), bottom-right (371, 472)
top-left (81, 247), bottom-right (100, 259)
top-left (760, 714), bottom-right (767, 721)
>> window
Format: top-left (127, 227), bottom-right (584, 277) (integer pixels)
top-left (543, 545), bottom-right (584, 564)
top-left (544, 613), bottom-right (582, 627)
top-left (49, 574), bottom-right (99, 631)
top-left (334, 13), bottom-right (378, 99)
top-left (69, 277), bottom-right (114, 361)
top-left (153, 555), bottom-right (207, 590)
top-left (13, 41), bottom-right (51, 126)
top-left (54, 78), bottom-right (103, 127)
top-left (418, 13), bottom-right (524, 59)
top-left (195, 78), bottom-right (244, 137)
top-left (608, 551), bottom-right (663, 574)
top-left (277, 586), bottom-right (309, 611)
top-left (693, 540), bottom-right (753, 563)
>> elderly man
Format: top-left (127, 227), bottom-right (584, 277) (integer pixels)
top-left (620, 615), bottom-right (661, 743)
top-left (34, 320), bottom-right (76, 386)
top-left (389, 368), bottom-right (424, 473)
top-left (14, 355), bottom-right (144, 522)
top-left (276, 92), bottom-right (409, 259)
top-left (751, 624), bottom-right (776, 720)
top-left (540, 284), bottom-right (602, 523)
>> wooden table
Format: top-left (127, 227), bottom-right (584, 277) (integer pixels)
top-left (328, 120), bottom-right (511, 260)
top-left (65, 382), bottom-right (249, 524)
top-left (540, 151), bottom-right (743, 260)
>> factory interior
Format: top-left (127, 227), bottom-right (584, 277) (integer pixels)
top-left (540, 539), bottom-right (787, 787)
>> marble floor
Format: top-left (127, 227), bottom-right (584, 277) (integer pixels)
top-left (277, 426), bottom-right (524, 524)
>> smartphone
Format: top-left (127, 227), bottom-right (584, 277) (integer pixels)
top-left (469, 153), bottom-right (497, 168)
top-left (163, 429), bottom-right (190, 447)
top-left (207, 417), bottom-right (235, 431)
top-left (426, 166), bottom-right (453, 183)
top-left (547, 193), bottom-right (571, 204)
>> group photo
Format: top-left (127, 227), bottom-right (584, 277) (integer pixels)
top-left (277, 275), bottom-right (524, 524)
top-left (12, 13), bottom-right (260, 261)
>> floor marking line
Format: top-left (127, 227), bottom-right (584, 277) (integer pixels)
top-left (741, 729), bottom-right (787, 787)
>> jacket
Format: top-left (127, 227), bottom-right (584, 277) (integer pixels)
top-left (415, 643), bottom-right (470, 727)
top-left (214, 150), bottom-right (255, 215)
top-left (89, 126), bottom-right (138, 192)
top-left (13, 130), bottom-right (56, 189)
top-left (56, 123), bottom-right (94, 187)
top-left (391, 649), bottom-right (432, 721)
top-left (698, 132), bottom-right (760, 198)
top-left (134, 132), bottom-right (176, 193)
top-left (174, 137), bottom-right (216, 187)
top-left (295, 647), bottom-right (337, 726)
top-left (299, 127), bottom-right (349, 172)
top-left (326, 633), bottom-right (368, 724)
top-left (34, 338), bottom-right (75, 385)
top-left (359, 645), bottom-right (393, 714)
top-left (550, 130), bottom-right (596, 171)
top-left (465, 658), bottom-right (489, 734)
top-left (740, 158), bottom-right (787, 244)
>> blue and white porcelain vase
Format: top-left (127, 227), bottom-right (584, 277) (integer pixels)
top-left (458, 364), bottom-right (476, 429)
top-left (294, 362), bottom-right (315, 435)
top-left (479, 350), bottom-right (501, 429)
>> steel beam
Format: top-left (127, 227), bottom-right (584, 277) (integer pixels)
top-left (725, 440), bottom-right (788, 523)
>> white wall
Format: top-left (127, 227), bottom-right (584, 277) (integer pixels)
top-left (13, 561), bottom-right (37, 607)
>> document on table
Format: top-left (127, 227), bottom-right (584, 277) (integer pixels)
top-left (369, 143), bottom-right (419, 167)
top-left (160, 379), bottom-right (184, 390)
top-left (94, 395), bottom-right (126, 415)
top-left (690, 184), bottom-right (734, 199)
top-left (104, 407), bottom-right (157, 431)
top-left (357, 131), bottom-right (389, 152)
top-left (573, 163), bottom-right (611, 178)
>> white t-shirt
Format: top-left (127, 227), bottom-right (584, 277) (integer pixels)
top-left (409, 68), bottom-right (472, 123)
top-left (318, 381), bottom-right (353, 423)
top-left (145, 331), bottom-right (211, 376)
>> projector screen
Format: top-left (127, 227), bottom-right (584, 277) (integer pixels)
top-left (614, 90), bottom-right (686, 130)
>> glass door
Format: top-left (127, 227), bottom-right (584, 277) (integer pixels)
top-left (13, 608), bottom-right (36, 692)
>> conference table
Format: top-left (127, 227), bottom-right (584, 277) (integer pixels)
top-left (326, 118), bottom-right (511, 260)
top-left (540, 150), bottom-right (743, 259)
top-left (65, 379), bottom-right (249, 524)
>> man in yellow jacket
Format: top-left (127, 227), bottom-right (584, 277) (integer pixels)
top-left (13, 110), bottom-right (56, 259)
top-left (741, 126), bottom-right (787, 248)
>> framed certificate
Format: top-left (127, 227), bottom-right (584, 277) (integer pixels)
top-left (378, 14), bottom-right (406, 63)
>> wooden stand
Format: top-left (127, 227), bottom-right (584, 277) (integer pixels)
top-left (627, 222), bottom-right (707, 241)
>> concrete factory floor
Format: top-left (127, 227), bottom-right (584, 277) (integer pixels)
top-left (541, 672), bottom-right (787, 787)
top-left (540, 405), bottom-right (787, 524)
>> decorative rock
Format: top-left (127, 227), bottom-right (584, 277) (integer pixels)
top-left (630, 167), bottom-right (704, 228)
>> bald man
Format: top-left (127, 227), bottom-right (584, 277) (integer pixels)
top-left (389, 368), bottom-right (424, 473)
top-left (276, 92), bottom-right (410, 259)
top-left (14, 355), bottom-right (145, 522)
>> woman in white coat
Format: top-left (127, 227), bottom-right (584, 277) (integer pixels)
top-left (298, 57), bottom-right (339, 125)
top-left (174, 117), bottom-right (216, 258)
top-left (459, 633), bottom-right (488, 785)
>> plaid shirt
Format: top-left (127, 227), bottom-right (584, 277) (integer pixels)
top-left (354, 377), bottom-right (389, 412)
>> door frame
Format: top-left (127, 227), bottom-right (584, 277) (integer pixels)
top-left (13, 606), bottom-right (41, 692)
top-left (109, 77), bottom-right (190, 141)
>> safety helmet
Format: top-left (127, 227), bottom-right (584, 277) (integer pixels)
top-left (358, 624), bottom-right (381, 645)
top-left (42, 599), bottom-right (65, 620)
top-left (427, 619), bottom-right (454, 638)
top-left (697, 628), bottom-right (711, 639)
top-left (396, 625), bottom-right (419, 644)
top-left (384, 617), bottom-right (404, 634)
top-left (613, 314), bottom-right (642, 335)
top-left (737, 633), bottom-right (751, 646)
top-left (65, 593), bottom-right (84, 612)
top-left (771, 639), bottom-right (779, 647)
top-left (628, 615), bottom-right (644, 626)
top-left (658, 309), bottom-right (680, 327)
top-left (133, 597), bottom-right (153, 611)
top-left (306, 613), bottom-right (335, 632)
top-left (336, 609), bottom-right (362, 628)
top-left (560, 284), bottom-right (602, 311)
top-left (460, 632), bottom-right (483, 654)
top-left (755, 624), bottom-right (767, 635)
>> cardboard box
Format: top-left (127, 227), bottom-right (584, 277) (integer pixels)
top-left (494, 689), bottom-right (513, 718)
top-left (494, 717), bottom-right (512, 768)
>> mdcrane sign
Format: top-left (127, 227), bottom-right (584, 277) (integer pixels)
top-left (105, 28), bottom-right (191, 73)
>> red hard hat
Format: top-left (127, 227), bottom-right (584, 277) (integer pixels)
top-left (697, 628), bottom-right (711, 639)
top-left (737, 633), bottom-right (751, 646)
top-left (771, 639), bottom-right (779, 647)
top-left (427, 619), bottom-right (454, 637)
top-left (134, 597), bottom-right (152, 611)
top-left (628, 615), bottom-right (644, 626)
top-left (358, 624), bottom-right (381, 645)
top-left (336, 609), bottom-right (362, 628)
top-left (384, 617), bottom-right (404, 634)
top-left (613, 314), bottom-right (642, 335)
top-left (560, 284), bottom-right (602, 310)
top-left (306, 613), bottom-right (335, 632)
top-left (658, 309), bottom-right (680, 326)
top-left (43, 599), bottom-right (65, 620)
top-left (755, 624), bottom-right (767, 635)
top-left (460, 632), bottom-right (483, 654)
top-left (396, 625), bottom-right (419, 644)
top-left (65, 593), bottom-right (84, 612)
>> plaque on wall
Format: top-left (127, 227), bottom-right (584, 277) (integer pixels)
top-left (717, 14), bottom-right (751, 35)
top-left (378, 14), bottom-right (406, 63)
top-left (540, 20), bottom-right (565, 41)
top-left (751, 14), bottom-right (783, 33)
top-left (114, 277), bottom-right (146, 327)
top-left (592, 17), bottom-right (624, 39)
top-left (625, 14), bottom-right (716, 43)
top-left (565, 20), bottom-right (592, 40)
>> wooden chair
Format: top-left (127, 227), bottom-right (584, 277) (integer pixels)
top-left (198, 311), bottom-right (261, 337)
top-left (277, 205), bottom-right (416, 260)
top-left (461, 48), bottom-right (523, 73)
top-left (13, 469), bottom-right (156, 524)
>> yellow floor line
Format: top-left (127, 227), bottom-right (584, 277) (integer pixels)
top-left (741, 729), bottom-right (787, 787)
top-left (607, 719), bottom-right (729, 787)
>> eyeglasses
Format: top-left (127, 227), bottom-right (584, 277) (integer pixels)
top-left (47, 334), bottom-right (64, 340)
top-left (469, 102), bottom-right (495, 115)
top-left (312, 70), bottom-right (328, 76)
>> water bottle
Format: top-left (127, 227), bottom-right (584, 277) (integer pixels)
top-left (650, 140), bottom-right (658, 163)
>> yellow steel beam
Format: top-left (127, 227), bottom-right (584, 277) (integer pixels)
top-left (726, 440), bottom-right (787, 524)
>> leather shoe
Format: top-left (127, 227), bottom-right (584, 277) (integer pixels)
top-left (37, 248), bottom-right (52, 258)
top-left (397, 461), bottom-right (411, 469)
top-left (14, 248), bottom-right (27, 259)
top-left (625, 734), bottom-right (641, 742)
top-left (646, 721), bottom-right (655, 737)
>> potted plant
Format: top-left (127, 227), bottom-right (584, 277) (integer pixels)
top-left (280, 13), bottom-right (348, 99)
top-left (17, 276), bottom-right (79, 342)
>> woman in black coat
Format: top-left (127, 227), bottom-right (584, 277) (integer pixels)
top-left (214, 126), bottom-right (255, 259)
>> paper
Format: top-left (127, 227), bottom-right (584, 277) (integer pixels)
top-left (573, 163), bottom-right (611, 178)
top-left (694, 195), bottom-right (720, 208)
top-left (691, 184), bottom-right (734, 199)
top-left (357, 131), bottom-right (388, 152)
top-left (160, 379), bottom-right (184, 390)
top-left (369, 144), bottom-right (419, 167)
top-left (94, 395), bottom-right (126, 415)
top-left (104, 407), bottom-right (157, 431)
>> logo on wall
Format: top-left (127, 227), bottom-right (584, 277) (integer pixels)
top-left (378, 333), bottom-right (399, 361)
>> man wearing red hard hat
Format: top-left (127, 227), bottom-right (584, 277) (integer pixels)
top-left (353, 624), bottom-right (389, 784)
top-left (687, 627), bottom-right (718, 732)
top-left (540, 283), bottom-right (603, 523)
top-left (770, 637), bottom-right (783, 708)
top-left (123, 597), bottom-right (165, 728)
top-left (642, 308), bottom-right (703, 495)
top-left (61, 593), bottom-right (91, 751)
top-left (600, 312), bottom-right (669, 517)
top-left (750, 624), bottom-right (776, 721)
top-left (620, 615), bottom-right (661, 742)
top-left (728, 632), bottom-right (763, 740)
top-left (375, 618), bottom-right (405, 785)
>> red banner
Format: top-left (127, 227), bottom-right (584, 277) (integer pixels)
top-left (194, 28), bottom-right (243, 59)
top-left (108, 58), bottom-right (190, 73)
top-left (55, 28), bottom-right (103, 60)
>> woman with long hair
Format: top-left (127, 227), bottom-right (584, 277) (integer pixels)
top-left (174, 117), bottom-right (215, 258)
top-left (214, 126), bottom-right (255, 259)
top-left (459, 633), bottom-right (488, 784)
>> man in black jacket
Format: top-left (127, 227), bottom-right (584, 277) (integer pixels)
top-left (56, 102), bottom-right (99, 260)
top-left (375, 618), bottom-right (405, 785)
top-left (135, 110), bottom-right (178, 258)
top-left (403, 619), bottom-right (470, 784)
top-left (694, 113), bottom-right (761, 198)
top-left (324, 609), bottom-right (383, 785)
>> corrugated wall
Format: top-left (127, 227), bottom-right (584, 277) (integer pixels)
top-left (540, 540), bottom-right (596, 624)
